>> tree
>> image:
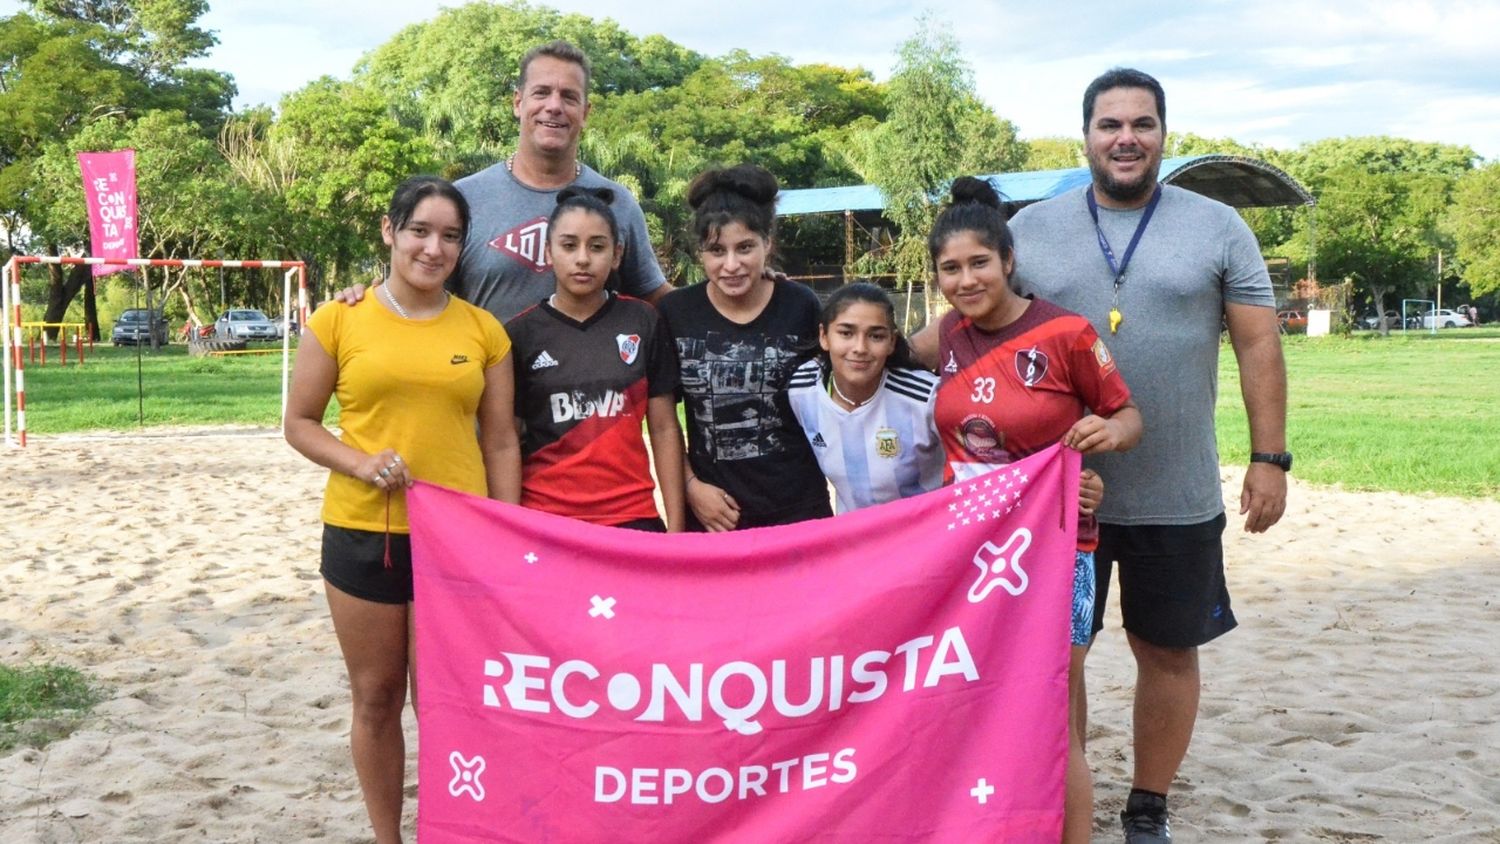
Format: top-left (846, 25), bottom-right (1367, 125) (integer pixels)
top-left (356, 1), bottom-right (702, 173)
top-left (1, 1), bottom-right (231, 331)
top-left (1023, 137), bottom-right (1084, 171)
top-left (1289, 136), bottom-right (1476, 180)
top-left (587, 52), bottom-right (887, 280)
top-left (29, 109), bottom-right (250, 329)
top-left (1449, 163), bottom-right (1500, 298)
top-left (1282, 166), bottom-right (1453, 329)
top-left (842, 15), bottom-right (1025, 327)
top-left (268, 78), bottom-right (437, 293)
top-left (1273, 137), bottom-right (1475, 326)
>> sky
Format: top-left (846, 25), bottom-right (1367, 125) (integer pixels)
top-left (5, 0), bottom-right (1499, 160)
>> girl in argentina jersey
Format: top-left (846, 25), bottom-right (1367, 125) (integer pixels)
top-left (930, 177), bottom-right (1142, 844)
top-left (786, 283), bottom-right (944, 513)
top-left (507, 188), bottom-right (686, 531)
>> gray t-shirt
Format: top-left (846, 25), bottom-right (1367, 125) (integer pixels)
top-left (453, 161), bottom-right (667, 323)
top-left (1009, 184), bottom-right (1273, 526)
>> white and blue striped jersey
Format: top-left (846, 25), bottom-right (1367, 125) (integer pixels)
top-left (786, 359), bottom-right (944, 513)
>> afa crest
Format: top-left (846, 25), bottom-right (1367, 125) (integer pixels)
top-left (875, 427), bottom-right (900, 459)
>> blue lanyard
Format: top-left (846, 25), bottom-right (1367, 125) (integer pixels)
top-left (1086, 184), bottom-right (1162, 298)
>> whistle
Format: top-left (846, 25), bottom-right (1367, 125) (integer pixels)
top-left (1109, 308), bottom-right (1123, 334)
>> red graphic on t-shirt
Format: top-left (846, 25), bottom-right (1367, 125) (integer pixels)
top-left (488, 216), bottom-right (550, 272)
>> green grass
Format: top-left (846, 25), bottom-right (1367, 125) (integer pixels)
top-left (14, 330), bottom-right (1499, 498)
top-left (18, 343), bottom-right (294, 432)
top-left (1216, 326), bottom-right (1500, 497)
top-left (0, 662), bottom-right (105, 750)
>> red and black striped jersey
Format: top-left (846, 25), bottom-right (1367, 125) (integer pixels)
top-left (507, 293), bottom-right (678, 525)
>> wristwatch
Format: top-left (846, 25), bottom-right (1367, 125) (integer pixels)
top-left (1250, 451), bottom-right (1293, 472)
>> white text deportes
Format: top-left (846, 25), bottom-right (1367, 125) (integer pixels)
top-left (595, 748), bottom-right (858, 804)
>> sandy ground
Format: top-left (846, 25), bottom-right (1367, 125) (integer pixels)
top-left (1, 429), bottom-right (1497, 842)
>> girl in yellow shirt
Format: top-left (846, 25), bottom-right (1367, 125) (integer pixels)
top-left (285, 175), bottom-right (521, 842)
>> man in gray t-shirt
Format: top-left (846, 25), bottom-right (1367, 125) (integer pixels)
top-left (456, 40), bottom-right (667, 323)
top-left (1010, 69), bottom-right (1288, 842)
top-left (456, 160), bottom-right (663, 323)
top-left (338, 41), bottom-right (669, 322)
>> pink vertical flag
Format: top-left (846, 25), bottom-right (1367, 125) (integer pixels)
top-left (410, 443), bottom-right (1081, 842)
top-left (77, 150), bottom-right (138, 277)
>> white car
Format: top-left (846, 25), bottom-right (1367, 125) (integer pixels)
top-left (1420, 309), bottom-right (1472, 329)
top-left (215, 309), bottom-right (280, 341)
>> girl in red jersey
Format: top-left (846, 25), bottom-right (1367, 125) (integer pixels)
top-left (929, 177), bottom-right (1143, 844)
top-left (506, 187), bottom-right (686, 531)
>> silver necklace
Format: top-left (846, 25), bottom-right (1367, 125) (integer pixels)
top-left (382, 283), bottom-right (447, 319)
top-left (830, 373), bottom-right (873, 409)
top-left (507, 154), bottom-right (581, 178)
top-left (380, 283), bottom-right (410, 319)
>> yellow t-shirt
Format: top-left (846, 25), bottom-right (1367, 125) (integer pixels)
top-left (307, 295), bottom-right (510, 532)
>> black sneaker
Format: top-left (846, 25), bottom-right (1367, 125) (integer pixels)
top-left (1120, 791), bottom-right (1172, 843)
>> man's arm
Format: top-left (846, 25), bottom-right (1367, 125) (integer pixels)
top-left (908, 323), bottom-right (939, 371)
top-left (642, 282), bottom-right (674, 306)
top-left (1224, 301), bottom-right (1287, 533)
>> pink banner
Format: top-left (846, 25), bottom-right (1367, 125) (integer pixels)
top-left (410, 443), bottom-right (1081, 842)
top-left (77, 150), bottom-right (138, 277)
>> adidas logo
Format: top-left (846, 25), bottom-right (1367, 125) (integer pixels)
top-left (531, 350), bottom-right (560, 370)
top-left (811, 432), bottom-right (827, 448)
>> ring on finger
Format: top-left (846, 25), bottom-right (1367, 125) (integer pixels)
top-left (392, 455), bottom-right (403, 465)
top-left (379, 466), bottom-right (392, 478)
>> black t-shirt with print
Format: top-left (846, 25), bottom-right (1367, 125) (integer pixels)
top-left (658, 281), bottom-right (831, 528)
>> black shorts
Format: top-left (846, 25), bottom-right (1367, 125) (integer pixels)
top-left (615, 517), bottom-right (667, 532)
top-left (1092, 513), bottom-right (1234, 648)
top-left (321, 525), bottom-right (413, 605)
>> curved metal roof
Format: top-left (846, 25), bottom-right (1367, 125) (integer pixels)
top-left (776, 154), bottom-right (1314, 217)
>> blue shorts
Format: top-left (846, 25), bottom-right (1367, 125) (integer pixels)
top-left (1071, 550), bottom-right (1096, 647)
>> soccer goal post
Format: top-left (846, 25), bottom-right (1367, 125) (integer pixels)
top-left (3, 256), bottom-right (307, 448)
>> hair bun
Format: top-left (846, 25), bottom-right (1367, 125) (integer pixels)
top-left (949, 176), bottom-right (1002, 210)
top-left (557, 186), bottom-right (615, 206)
top-left (687, 164), bottom-right (779, 210)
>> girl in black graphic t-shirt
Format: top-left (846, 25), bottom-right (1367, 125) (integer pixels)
top-left (657, 165), bottom-right (832, 530)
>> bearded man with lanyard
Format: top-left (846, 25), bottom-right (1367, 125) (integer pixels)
top-left (1007, 67), bottom-right (1289, 843)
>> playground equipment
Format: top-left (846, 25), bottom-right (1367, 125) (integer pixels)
top-left (4, 256), bottom-right (307, 447)
top-left (20, 322), bottom-right (93, 366)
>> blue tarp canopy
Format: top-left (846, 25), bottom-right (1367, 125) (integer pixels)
top-left (776, 155), bottom-right (1314, 217)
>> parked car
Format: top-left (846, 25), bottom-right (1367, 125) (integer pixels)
top-left (1277, 310), bottom-right (1307, 331)
top-left (214, 308), bottom-right (279, 341)
top-left (1361, 310), bottom-right (1402, 330)
top-left (1420, 309), bottom-right (1472, 329)
top-left (111, 308), bottom-right (168, 346)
